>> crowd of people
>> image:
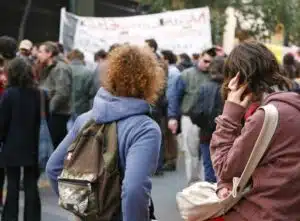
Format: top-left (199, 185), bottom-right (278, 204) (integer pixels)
top-left (0, 34), bottom-right (300, 221)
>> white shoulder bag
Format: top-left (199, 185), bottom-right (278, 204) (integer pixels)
top-left (176, 104), bottom-right (279, 221)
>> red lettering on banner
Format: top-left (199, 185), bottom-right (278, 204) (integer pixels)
top-left (78, 9), bottom-right (208, 30)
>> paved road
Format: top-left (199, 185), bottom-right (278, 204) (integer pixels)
top-left (13, 154), bottom-right (187, 221)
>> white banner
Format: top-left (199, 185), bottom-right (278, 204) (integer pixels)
top-left (60, 7), bottom-right (212, 62)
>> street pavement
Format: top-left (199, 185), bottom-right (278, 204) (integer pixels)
top-left (13, 154), bottom-right (187, 221)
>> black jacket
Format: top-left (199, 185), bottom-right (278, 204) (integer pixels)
top-left (177, 60), bottom-right (193, 72)
top-left (151, 60), bottom-right (168, 121)
top-left (0, 87), bottom-right (49, 167)
top-left (188, 79), bottom-right (223, 143)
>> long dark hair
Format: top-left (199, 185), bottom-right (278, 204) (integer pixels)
top-left (222, 41), bottom-right (291, 100)
top-left (7, 58), bottom-right (36, 88)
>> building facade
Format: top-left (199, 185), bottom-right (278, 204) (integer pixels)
top-left (0, 0), bottom-right (142, 43)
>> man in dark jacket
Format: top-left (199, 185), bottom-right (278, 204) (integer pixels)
top-left (67, 49), bottom-right (96, 130)
top-left (38, 41), bottom-right (72, 149)
top-left (188, 56), bottom-right (225, 183)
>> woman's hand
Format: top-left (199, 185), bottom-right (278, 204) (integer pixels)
top-left (227, 73), bottom-right (253, 108)
top-left (217, 187), bottom-right (231, 200)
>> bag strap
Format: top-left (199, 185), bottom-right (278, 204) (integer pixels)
top-left (232, 104), bottom-right (279, 196)
top-left (105, 122), bottom-right (118, 153)
top-left (40, 90), bottom-right (46, 118)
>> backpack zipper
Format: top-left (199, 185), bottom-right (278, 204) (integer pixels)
top-left (58, 178), bottom-right (92, 187)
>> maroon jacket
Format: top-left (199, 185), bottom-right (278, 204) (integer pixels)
top-left (211, 92), bottom-right (300, 221)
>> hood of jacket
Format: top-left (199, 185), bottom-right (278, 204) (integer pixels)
top-left (263, 92), bottom-right (300, 112)
top-left (91, 87), bottom-right (150, 123)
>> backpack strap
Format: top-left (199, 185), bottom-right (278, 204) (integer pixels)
top-left (105, 122), bottom-right (117, 152)
top-left (67, 120), bottom-right (102, 152)
top-left (101, 122), bottom-right (118, 170)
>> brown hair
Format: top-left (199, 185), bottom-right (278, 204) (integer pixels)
top-left (67, 49), bottom-right (84, 61)
top-left (41, 41), bottom-right (59, 57)
top-left (222, 41), bottom-right (291, 100)
top-left (103, 45), bottom-right (165, 104)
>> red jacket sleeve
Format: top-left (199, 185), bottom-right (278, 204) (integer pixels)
top-left (210, 101), bottom-right (264, 186)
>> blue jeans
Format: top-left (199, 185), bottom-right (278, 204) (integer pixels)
top-left (200, 143), bottom-right (216, 183)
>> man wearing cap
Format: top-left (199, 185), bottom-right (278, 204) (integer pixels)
top-left (18, 39), bottom-right (33, 64)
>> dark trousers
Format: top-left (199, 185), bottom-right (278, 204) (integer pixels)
top-left (48, 113), bottom-right (70, 149)
top-left (2, 165), bottom-right (41, 221)
top-left (200, 143), bottom-right (216, 183)
top-left (0, 168), bottom-right (4, 204)
top-left (156, 117), bottom-right (178, 171)
top-left (164, 125), bottom-right (178, 166)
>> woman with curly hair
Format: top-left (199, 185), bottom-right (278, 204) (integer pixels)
top-left (210, 41), bottom-right (300, 220)
top-left (0, 58), bottom-right (44, 221)
top-left (46, 45), bottom-right (165, 221)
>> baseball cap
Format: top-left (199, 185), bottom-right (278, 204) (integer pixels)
top-left (19, 39), bottom-right (33, 51)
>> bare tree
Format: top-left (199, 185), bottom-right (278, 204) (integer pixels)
top-left (18, 0), bottom-right (32, 42)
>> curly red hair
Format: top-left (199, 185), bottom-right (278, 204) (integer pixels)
top-left (103, 45), bottom-right (165, 104)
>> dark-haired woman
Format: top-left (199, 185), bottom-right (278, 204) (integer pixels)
top-left (0, 58), bottom-right (46, 221)
top-left (210, 41), bottom-right (300, 220)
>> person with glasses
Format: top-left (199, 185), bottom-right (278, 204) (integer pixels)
top-left (167, 48), bottom-right (216, 185)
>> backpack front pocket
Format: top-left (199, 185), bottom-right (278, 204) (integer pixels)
top-left (58, 178), bottom-right (98, 217)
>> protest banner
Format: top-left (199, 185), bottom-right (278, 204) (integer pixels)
top-left (60, 7), bottom-right (212, 62)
